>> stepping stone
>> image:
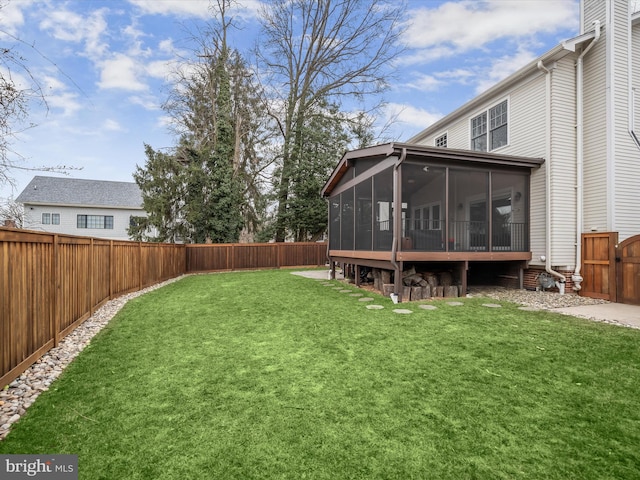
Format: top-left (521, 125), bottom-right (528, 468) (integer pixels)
top-left (447, 301), bottom-right (464, 306)
top-left (339, 290), bottom-right (352, 293)
top-left (358, 297), bottom-right (374, 302)
top-left (393, 309), bottom-right (413, 314)
top-left (419, 304), bottom-right (438, 310)
top-left (366, 305), bottom-right (384, 310)
top-left (518, 306), bottom-right (539, 311)
top-left (482, 303), bottom-right (502, 308)
top-left (322, 284), bottom-right (334, 287)
top-left (349, 293), bottom-right (364, 297)
top-left (333, 287), bottom-right (344, 290)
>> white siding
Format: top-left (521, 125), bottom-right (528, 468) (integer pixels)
top-left (582, 6), bottom-right (609, 231)
top-left (549, 58), bottom-right (579, 267)
top-left (23, 204), bottom-right (144, 240)
top-left (612, 4), bottom-right (640, 241)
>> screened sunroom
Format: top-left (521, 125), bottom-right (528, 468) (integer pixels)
top-left (321, 143), bottom-right (544, 301)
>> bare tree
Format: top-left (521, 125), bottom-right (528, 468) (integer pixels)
top-left (0, 2), bottom-right (81, 187)
top-left (256, 0), bottom-right (406, 242)
top-left (0, 196), bottom-right (24, 228)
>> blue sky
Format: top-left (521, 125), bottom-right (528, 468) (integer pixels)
top-left (0, 0), bottom-right (580, 199)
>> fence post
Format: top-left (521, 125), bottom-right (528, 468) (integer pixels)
top-left (138, 241), bottom-right (143, 290)
top-left (52, 234), bottom-right (60, 347)
top-left (89, 238), bottom-right (94, 316)
top-left (109, 240), bottom-right (114, 299)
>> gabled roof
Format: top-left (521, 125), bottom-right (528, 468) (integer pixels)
top-left (16, 176), bottom-right (143, 209)
top-left (321, 142), bottom-right (544, 197)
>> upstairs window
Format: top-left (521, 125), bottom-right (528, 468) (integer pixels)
top-left (42, 213), bottom-right (60, 225)
top-left (471, 99), bottom-right (508, 152)
top-left (471, 113), bottom-right (487, 151)
top-left (435, 133), bottom-right (447, 147)
top-left (490, 100), bottom-right (508, 149)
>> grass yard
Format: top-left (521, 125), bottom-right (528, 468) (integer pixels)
top-left (1, 270), bottom-right (640, 479)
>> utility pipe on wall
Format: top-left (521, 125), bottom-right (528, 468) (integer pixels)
top-left (537, 60), bottom-right (566, 291)
top-left (572, 20), bottom-right (600, 292)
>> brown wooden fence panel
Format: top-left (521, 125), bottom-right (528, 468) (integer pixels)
top-left (187, 244), bottom-right (232, 272)
top-left (1, 231), bottom-right (56, 389)
top-left (279, 242), bottom-right (328, 267)
top-left (92, 239), bottom-right (112, 311)
top-left (186, 242), bottom-right (327, 272)
top-left (57, 237), bottom-right (94, 338)
top-left (581, 232), bottom-right (618, 301)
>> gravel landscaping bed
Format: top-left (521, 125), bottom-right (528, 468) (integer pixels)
top-left (466, 286), bottom-right (610, 309)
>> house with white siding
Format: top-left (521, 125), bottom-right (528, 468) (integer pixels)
top-left (16, 176), bottom-right (145, 240)
top-left (322, 0), bottom-right (640, 304)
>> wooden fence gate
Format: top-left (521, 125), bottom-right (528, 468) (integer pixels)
top-left (581, 232), bottom-right (618, 301)
top-left (617, 234), bottom-right (640, 306)
top-left (582, 232), bottom-right (640, 305)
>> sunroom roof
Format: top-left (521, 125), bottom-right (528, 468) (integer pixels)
top-left (321, 142), bottom-right (544, 197)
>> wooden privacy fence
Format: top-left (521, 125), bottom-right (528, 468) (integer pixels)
top-left (187, 242), bottom-right (328, 272)
top-left (1, 227), bottom-right (328, 387)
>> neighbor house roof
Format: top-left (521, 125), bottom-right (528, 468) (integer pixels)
top-left (16, 176), bottom-right (143, 209)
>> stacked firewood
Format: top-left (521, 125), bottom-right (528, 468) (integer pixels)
top-left (371, 266), bottom-right (459, 301)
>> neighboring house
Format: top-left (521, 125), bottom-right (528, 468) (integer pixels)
top-left (16, 176), bottom-right (145, 240)
top-left (322, 0), bottom-right (640, 304)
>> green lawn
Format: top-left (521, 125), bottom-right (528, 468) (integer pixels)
top-left (2, 270), bottom-right (640, 479)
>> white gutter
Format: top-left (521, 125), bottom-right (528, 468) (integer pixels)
top-left (572, 20), bottom-right (601, 292)
top-left (537, 60), bottom-right (566, 291)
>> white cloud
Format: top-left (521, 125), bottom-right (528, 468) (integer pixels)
top-left (127, 0), bottom-right (212, 18)
top-left (474, 47), bottom-right (538, 94)
top-left (404, 0), bottom-right (577, 54)
top-left (405, 73), bottom-right (444, 92)
top-left (129, 95), bottom-right (162, 110)
top-left (103, 119), bottom-right (124, 131)
top-left (98, 54), bottom-right (148, 91)
top-left (128, 0), bottom-right (263, 20)
top-left (39, 7), bottom-right (109, 58)
top-left (146, 59), bottom-right (172, 80)
top-left (384, 102), bottom-right (443, 131)
top-left (0, 0), bottom-right (34, 36)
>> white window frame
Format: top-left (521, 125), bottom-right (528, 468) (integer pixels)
top-left (435, 132), bottom-right (448, 148)
top-left (414, 202), bottom-right (441, 231)
top-left (470, 99), bottom-right (509, 152)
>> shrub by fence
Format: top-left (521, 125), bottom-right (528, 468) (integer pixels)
top-left (1, 227), bottom-right (327, 387)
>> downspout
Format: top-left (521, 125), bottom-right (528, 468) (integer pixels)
top-left (391, 147), bottom-right (407, 300)
top-left (628, 15), bottom-right (640, 150)
top-left (537, 60), bottom-right (566, 291)
top-left (572, 20), bottom-right (601, 292)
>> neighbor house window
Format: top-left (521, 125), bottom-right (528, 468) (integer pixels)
top-left (471, 99), bottom-right (508, 151)
top-left (77, 215), bottom-right (114, 229)
top-left (42, 213), bottom-right (60, 225)
top-left (435, 133), bottom-right (447, 147)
